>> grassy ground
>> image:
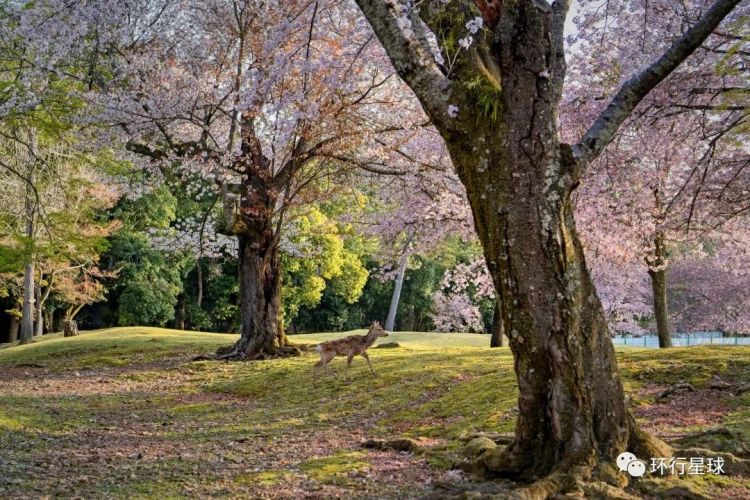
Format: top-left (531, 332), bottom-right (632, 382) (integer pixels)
top-left (0, 328), bottom-right (748, 498)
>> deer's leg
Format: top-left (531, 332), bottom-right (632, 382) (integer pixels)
top-left (325, 354), bottom-right (338, 378)
top-left (361, 351), bottom-right (375, 375)
top-left (313, 357), bottom-right (326, 384)
top-left (314, 353), bottom-right (336, 383)
top-left (346, 352), bottom-right (355, 369)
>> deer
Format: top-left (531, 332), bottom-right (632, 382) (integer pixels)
top-left (313, 321), bottom-right (389, 381)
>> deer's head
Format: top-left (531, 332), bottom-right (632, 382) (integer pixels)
top-left (369, 321), bottom-right (389, 338)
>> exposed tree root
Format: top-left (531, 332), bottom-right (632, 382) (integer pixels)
top-left (627, 411), bottom-right (673, 460)
top-left (465, 413), bottom-right (674, 498)
top-left (361, 438), bottom-right (422, 453)
top-left (462, 419), bottom-right (747, 499)
top-left (204, 342), bottom-right (302, 361)
top-left (656, 382), bottom-right (696, 400)
top-left (429, 461), bottom-right (640, 499)
top-left (673, 428), bottom-right (750, 458)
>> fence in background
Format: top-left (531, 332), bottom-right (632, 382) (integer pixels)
top-left (612, 332), bottom-right (750, 347)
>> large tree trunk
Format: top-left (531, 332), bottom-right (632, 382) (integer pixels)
top-left (385, 255), bottom-right (407, 331)
top-left (354, 0), bottom-right (736, 485)
top-left (648, 234), bottom-right (672, 348)
top-left (458, 149), bottom-right (637, 479)
top-left (490, 297), bottom-right (503, 347)
top-left (232, 234), bottom-right (286, 356)
top-left (216, 118), bottom-right (295, 359)
top-left (433, 5), bottom-right (667, 483)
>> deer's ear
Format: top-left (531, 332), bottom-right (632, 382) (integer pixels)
top-left (372, 320), bottom-right (380, 327)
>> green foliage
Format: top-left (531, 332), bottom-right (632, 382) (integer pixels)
top-left (111, 186), bottom-right (178, 231)
top-left (464, 76), bottom-right (503, 123)
top-left (116, 268), bottom-right (182, 327)
top-left (281, 206), bottom-right (369, 327)
top-left (185, 260), bottom-right (240, 332)
top-left (104, 230), bottom-right (186, 327)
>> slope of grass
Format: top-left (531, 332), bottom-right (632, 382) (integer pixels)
top-left (0, 327), bottom-right (748, 498)
top-left (0, 327), bottom-right (235, 368)
top-left (0, 328), bottom-right (491, 368)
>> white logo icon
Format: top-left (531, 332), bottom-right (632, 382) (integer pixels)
top-left (616, 451), bottom-right (645, 477)
top-left (627, 460), bottom-right (646, 477)
top-left (616, 451), bottom-right (637, 472)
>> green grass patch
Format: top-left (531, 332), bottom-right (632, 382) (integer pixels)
top-left (1, 328), bottom-right (749, 498)
top-left (301, 450), bottom-right (369, 485)
top-left (0, 327), bottom-right (235, 369)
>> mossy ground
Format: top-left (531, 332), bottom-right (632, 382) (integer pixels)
top-left (0, 328), bottom-right (748, 498)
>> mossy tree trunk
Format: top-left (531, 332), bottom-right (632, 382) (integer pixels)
top-left (490, 297), bottom-right (503, 347)
top-left (353, 0), bottom-right (736, 487)
top-left (446, 127), bottom-right (634, 480)
top-left (217, 117), bottom-right (291, 359)
top-left (427, 5), bottom-right (630, 476)
top-left (234, 233), bottom-right (285, 355)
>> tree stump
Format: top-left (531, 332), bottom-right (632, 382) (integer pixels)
top-left (63, 320), bottom-right (78, 338)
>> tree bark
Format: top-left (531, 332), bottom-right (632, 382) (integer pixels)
top-left (19, 183), bottom-right (35, 344)
top-left (19, 262), bottom-right (35, 344)
top-left (63, 320), bottom-right (78, 337)
top-left (351, 0), bottom-right (708, 484)
top-left (232, 234), bottom-right (286, 356)
top-left (490, 297), bottom-right (503, 347)
top-left (648, 235), bottom-right (672, 348)
top-left (216, 117), bottom-right (295, 359)
top-left (430, 5), bottom-right (635, 477)
top-left (34, 282), bottom-right (44, 337)
top-left (385, 255), bottom-right (407, 331)
top-left (451, 138), bottom-right (638, 479)
top-left (9, 317), bottom-right (19, 343)
top-left (196, 259), bottom-right (204, 308)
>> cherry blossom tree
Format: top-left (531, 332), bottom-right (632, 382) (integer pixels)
top-left (431, 259), bottom-right (494, 333)
top-left (566, 0), bottom-right (749, 346)
top-left (1, 0), bottom-right (458, 356)
top-left (669, 228), bottom-right (750, 334)
top-left (361, 133), bottom-right (474, 330)
top-left (352, 0), bottom-right (740, 490)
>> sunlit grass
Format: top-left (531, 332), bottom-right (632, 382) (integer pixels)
top-left (1, 327), bottom-right (748, 497)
